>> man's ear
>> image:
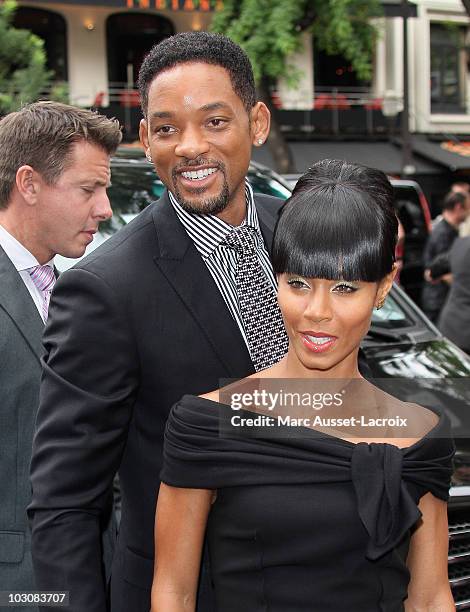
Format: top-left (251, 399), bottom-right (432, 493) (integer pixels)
top-left (139, 118), bottom-right (150, 152)
top-left (250, 102), bottom-right (270, 146)
top-left (15, 165), bottom-right (40, 205)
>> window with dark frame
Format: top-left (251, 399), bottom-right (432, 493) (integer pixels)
top-left (430, 23), bottom-right (466, 114)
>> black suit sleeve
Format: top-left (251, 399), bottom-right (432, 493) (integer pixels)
top-left (29, 267), bottom-right (139, 612)
top-left (428, 252), bottom-right (451, 279)
top-left (423, 233), bottom-right (438, 268)
top-left (424, 223), bottom-right (457, 269)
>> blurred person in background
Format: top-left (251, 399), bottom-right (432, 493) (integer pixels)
top-left (421, 190), bottom-right (469, 322)
top-left (0, 101), bottom-right (121, 611)
top-left (438, 236), bottom-right (470, 355)
top-left (451, 182), bottom-right (470, 237)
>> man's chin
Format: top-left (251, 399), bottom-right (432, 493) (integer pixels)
top-left (176, 187), bottom-right (230, 216)
top-left (60, 246), bottom-right (87, 260)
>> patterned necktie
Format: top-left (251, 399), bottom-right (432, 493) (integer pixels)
top-left (224, 225), bottom-right (288, 371)
top-left (28, 265), bottom-right (56, 322)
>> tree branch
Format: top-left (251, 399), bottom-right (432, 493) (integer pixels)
top-left (296, 5), bottom-right (316, 32)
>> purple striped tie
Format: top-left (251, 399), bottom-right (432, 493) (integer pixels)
top-left (28, 265), bottom-right (56, 321)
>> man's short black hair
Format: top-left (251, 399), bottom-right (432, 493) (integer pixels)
top-left (138, 32), bottom-right (256, 117)
top-left (442, 191), bottom-right (466, 212)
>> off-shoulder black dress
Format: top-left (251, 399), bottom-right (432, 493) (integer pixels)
top-left (160, 396), bottom-right (454, 612)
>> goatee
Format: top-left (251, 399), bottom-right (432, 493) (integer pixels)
top-left (171, 159), bottom-right (230, 215)
top-left (175, 181), bottom-right (230, 216)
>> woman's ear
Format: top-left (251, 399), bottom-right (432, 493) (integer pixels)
top-left (375, 264), bottom-right (398, 309)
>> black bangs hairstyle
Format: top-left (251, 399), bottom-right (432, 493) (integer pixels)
top-left (272, 159), bottom-right (398, 282)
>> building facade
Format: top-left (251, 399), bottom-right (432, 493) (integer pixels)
top-left (11, 0), bottom-right (470, 133)
top-left (9, 0), bottom-right (470, 194)
top-left (12, 0), bottom-right (218, 107)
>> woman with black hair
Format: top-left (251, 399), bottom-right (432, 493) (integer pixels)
top-left (151, 160), bottom-right (455, 612)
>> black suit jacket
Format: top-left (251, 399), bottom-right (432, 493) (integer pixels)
top-left (29, 191), bottom-right (283, 612)
top-left (438, 236), bottom-right (470, 351)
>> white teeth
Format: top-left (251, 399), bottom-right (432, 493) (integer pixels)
top-left (181, 167), bottom-right (217, 180)
top-left (306, 335), bottom-right (333, 345)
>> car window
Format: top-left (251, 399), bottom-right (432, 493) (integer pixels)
top-left (247, 173), bottom-right (291, 200)
top-left (370, 290), bottom-right (414, 328)
top-left (393, 186), bottom-right (427, 241)
top-left (103, 164), bottom-right (164, 234)
top-left (106, 163), bottom-right (291, 229)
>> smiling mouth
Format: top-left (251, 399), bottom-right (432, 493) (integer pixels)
top-left (300, 333), bottom-right (338, 353)
top-left (305, 335), bottom-right (335, 345)
top-left (180, 167), bottom-right (218, 181)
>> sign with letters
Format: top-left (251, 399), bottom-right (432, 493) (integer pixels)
top-left (23, 0), bottom-right (222, 9)
top-left (126, 0), bottom-right (222, 8)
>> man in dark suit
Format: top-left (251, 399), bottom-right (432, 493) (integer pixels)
top-left (438, 237), bottom-right (470, 354)
top-left (29, 32), bottom-right (289, 612)
top-left (0, 101), bottom-right (121, 611)
top-left (422, 191), bottom-right (469, 322)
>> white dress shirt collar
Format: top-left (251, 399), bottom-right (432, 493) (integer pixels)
top-left (0, 223), bottom-right (54, 269)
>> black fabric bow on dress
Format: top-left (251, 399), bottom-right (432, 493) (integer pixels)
top-left (162, 396), bottom-right (455, 561)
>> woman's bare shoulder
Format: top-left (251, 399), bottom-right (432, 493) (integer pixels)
top-left (199, 389), bottom-right (221, 403)
top-left (371, 386), bottom-right (440, 438)
top-left (401, 402), bottom-right (440, 433)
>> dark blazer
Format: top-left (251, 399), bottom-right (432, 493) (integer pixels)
top-left (29, 191), bottom-right (283, 612)
top-left (421, 218), bottom-right (459, 318)
top-left (0, 246), bottom-right (44, 612)
top-left (438, 236), bottom-right (470, 352)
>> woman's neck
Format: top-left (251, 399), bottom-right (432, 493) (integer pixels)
top-left (261, 349), bottom-right (362, 381)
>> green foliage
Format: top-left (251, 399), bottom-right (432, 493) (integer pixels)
top-left (0, 0), bottom-right (54, 114)
top-left (313, 0), bottom-right (382, 81)
top-left (211, 0), bottom-right (383, 85)
top-left (49, 81), bottom-right (70, 104)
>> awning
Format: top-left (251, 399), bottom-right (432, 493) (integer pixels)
top-left (26, 0), bottom-right (219, 8)
top-left (27, 0), bottom-right (413, 14)
top-left (410, 136), bottom-right (470, 171)
top-left (252, 140), bottom-right (442, 176)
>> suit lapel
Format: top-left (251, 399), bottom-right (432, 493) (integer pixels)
top-left (0, 247), bottom-right (44, 362)
top-left (151, 193), bottom-right (254, 378)
top-left (254, 195), bottom-right (280, 254)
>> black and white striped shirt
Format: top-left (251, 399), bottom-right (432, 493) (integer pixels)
top-left (169, 182), bottom-right (277, 350)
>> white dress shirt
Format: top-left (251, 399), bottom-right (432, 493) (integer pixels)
top-left (169, 182), bottom-right (277, 352)
top-left (0, 223), bottom-right (54, 322)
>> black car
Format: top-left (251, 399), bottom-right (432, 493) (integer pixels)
top-left (363, 284), bottom-right (470, 609)
top-left (57, 152), bottom-right (470, 608)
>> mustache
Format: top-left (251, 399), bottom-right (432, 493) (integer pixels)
top-left (173, 157), bottom-right (225, 173)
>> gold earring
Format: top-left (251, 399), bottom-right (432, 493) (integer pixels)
top-left (376, 298), bottom-right (386, 310)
